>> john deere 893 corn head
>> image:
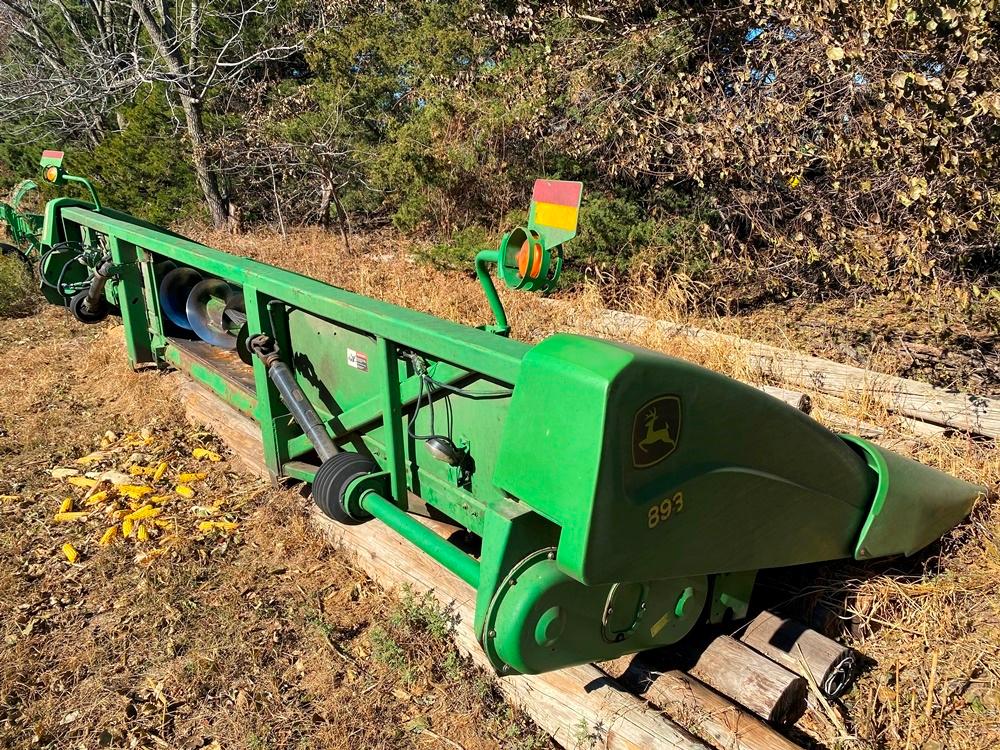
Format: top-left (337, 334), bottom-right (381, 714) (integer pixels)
top-left (32, 151), bottom-right (982, 675)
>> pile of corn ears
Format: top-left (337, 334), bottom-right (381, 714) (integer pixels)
top-left (48, 428), bottom-right (241, 566)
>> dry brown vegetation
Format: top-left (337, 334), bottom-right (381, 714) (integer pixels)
top-left (0, 308), bottom-right (547, 749)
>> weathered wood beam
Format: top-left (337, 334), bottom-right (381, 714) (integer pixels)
top-left (738, 611), bottom-right (858, 698)
top-left (552, 302), bottom-right (997, 437)
top-left (680, 636), bottom-right (809, 727)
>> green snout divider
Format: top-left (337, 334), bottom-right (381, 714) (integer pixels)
top-left (845, 435), bottom-right (984, 560)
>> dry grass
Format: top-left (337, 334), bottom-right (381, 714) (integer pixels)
top-left (0, 312), bottom-right (548, 749)
top-left (187, 225), bottom-right (1000, 750)
top-left (0, 253), bottom-right (37, 319)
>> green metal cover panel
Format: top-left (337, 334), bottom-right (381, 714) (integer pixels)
top-left (288, 310), bottom-right (382, 419)
top-left (494, 334), bottom-right (879, 585)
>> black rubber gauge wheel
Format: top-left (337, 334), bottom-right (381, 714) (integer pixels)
top-left (311, 452), bottom-right (377, 525)
top-left (69, 289), bottom-right (109, 324)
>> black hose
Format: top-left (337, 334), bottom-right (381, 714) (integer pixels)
top-left (82, 257), bottom-right (114, 313)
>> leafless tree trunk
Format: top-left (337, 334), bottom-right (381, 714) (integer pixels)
top-left (319, 174), bottom-right (351, 251)
top-left (131, 0), bottom-right (229, 227)
top-left (0, 0), bottom-right (301, 230)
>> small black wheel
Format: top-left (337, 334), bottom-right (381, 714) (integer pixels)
top-left (312, 452), bottom-right (377, 525)
top-left (69, 289), bottom-right (109, 324)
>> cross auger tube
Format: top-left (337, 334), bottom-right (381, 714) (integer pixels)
top-left (32, 152), bottom-right (983, 676)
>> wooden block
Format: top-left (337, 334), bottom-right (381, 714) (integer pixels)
top-left (683, 636), bottom-right (808, 727)
top-left (738, 611), bottom-right (858, 698)
top-left (601, 656), bottom-right (804, 750)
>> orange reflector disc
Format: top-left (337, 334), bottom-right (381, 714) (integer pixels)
top-left (517, 239), bottom-right (543, 279)
top-left (45, 166), bottom-right (58, 182)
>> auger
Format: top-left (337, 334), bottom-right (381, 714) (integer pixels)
top-left (31, 150), bottom-right (982, 675)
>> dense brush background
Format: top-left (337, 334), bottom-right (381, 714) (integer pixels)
top-left (1, 0), bottom-right (998, 324)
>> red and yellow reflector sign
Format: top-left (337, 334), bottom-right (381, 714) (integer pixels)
top-left (40, 149), bottom-right (65, 182)
top-left (529, 180), bottom-right (583, 244)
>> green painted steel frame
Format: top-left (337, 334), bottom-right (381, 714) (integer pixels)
top-left (43, 202), bottom-right (532, 589)
top-left (35, 195), bottom-right (984, 676)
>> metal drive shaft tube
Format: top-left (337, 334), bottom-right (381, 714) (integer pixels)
top-left (84, 258), bottom-right (114, 312)
top-left (250, 335), bottom-right (339, 462)
top-left (361, 490), bottom-right (481, 588)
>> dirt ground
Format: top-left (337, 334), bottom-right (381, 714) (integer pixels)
top-left (0, 306), bottom-right (548, 750)
top-left (2, 226), bottom-right (999, 750)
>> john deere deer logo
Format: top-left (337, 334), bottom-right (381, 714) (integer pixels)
top-left (632, 396), bottom-right (681, 468)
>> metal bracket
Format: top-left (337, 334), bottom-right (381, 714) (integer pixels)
top-left (343, 470), bottom-right (393, 519)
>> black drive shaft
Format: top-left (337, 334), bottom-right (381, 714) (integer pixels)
top-left (249, 335), bottom-right (338, 462)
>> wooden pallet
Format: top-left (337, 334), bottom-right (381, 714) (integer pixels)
top-left (172, 372), bottom-right (859, 750)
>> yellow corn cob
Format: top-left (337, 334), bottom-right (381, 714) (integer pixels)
top-left (125, 505), bottom-right (161, 522)
top-left (117, 485), bottom-right (153, 500)
top-left (99, 525), bottom-right (118, 545)
top-left (62, 543), bottom-right (79, 563)
top-left (175, 485), bottom-right (195, 499)
top-left (58, 497), bottom-right (73, 513)
top-left (137, 524), bottom-right (149, 542)
top-left (84, 491), bottom-right (109, 507)
top-left (149, 495), bottom-right (171, 505)
top-left (152, 462), bottom-right (169, 481)
top-left (153, 518), bottom-right (175, 530)
top-left (68, 477), bottom-right (97, 489)
top-left (176, 472), bottom-right (207, 483)
top-left (53, 511), bottom-right (89, 523)
top-left (192, 448), bottom-right (222, 462)
top-left (122, 518), bottom-right (135, 537)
